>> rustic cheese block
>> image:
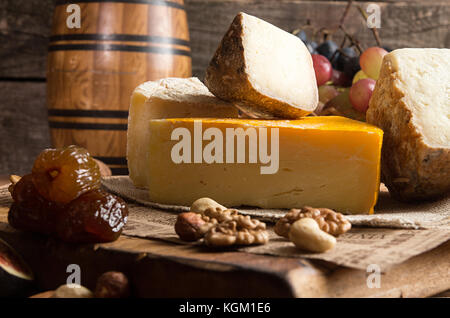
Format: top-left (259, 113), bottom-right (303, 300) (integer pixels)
top-left (205, 12), bottom-right (318, 119)
top-left (147, 117), bottom-right (383, 214)
top-left (127, 77), bottom-right (239, 188)
top-left (367, 48), bottom-right (450, 202)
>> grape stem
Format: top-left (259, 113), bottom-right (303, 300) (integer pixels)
top-left (339, 26), bottom-right (363, 54)
top-left (317, 0), bottom-right (353, 43)
top-left (356, 5), bottom-right (382, 47)
top-left (339, 0), bottom-right (354, 28)
top-left (292, 0), bottom-right (382, 53)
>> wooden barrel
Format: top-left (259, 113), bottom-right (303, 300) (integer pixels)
top-left (47, 0), bottom-right (191, 175)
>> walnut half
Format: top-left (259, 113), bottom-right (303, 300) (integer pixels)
top-left (274, 206), bottom-right (351, 238)
top-left (204, 215), bottom-right (269, 247)
top-left (203, 207), bottom-right (239, 222)
top-left (174, 198), bottom-right (269, 247)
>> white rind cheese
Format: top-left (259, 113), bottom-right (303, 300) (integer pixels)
top-left (367, 48), bottom-right (450, 201)
top-left (205, 12), bottom-right (318, 119)
top-left (127, 77), bottom-right (239, 187)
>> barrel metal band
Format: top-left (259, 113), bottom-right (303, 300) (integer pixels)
top-left (94, 156), bottom-right (128, 175)
top-left (49, 121), bottom-right (128, 130)
top-left (110, 167), bottom-right (129, 175)
top-left (55, 0), bottom-right (185, 10)
top-left (49, 109), bottom-right (129, 119)
top-left (48, 43), bottom-right (191, 57)
top-left (49, 34), bottom-right (190, 47)
top-left (94, 156), bottom-right (128, 165)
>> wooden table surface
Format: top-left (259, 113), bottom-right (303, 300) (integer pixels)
top-left (0, 175), bottom-right (449, 297)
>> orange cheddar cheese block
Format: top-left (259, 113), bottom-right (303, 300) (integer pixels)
top-left (147, 117), bottom-right (383, 214)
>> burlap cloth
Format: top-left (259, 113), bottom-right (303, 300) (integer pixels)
top-left (1, 178), bottom-right (449, 271)
top-left (102, 176), bottom-right (450, 229)
top-left (100, 176), bottom-right (450, 270)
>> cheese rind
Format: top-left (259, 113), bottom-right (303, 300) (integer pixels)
top-left (205, 12), bottom-right (318, 119)
top-left (367, 48), bottom-right (450, 202)
top-left (147, 117), bottom-right (383, 214)
top-left (127, 77), bottom-right (239, 187)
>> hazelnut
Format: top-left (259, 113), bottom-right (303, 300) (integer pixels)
top-left (175, 212), bottom-right (209, 241)
top-left (94, 271), bottom-right (130, 298)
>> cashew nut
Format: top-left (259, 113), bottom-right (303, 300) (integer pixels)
top-left (190, 197), bottom-right (226, 214)
top-left (288, 218), bottom-right (336, 253)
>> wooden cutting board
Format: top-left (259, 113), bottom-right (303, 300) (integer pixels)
top-left (0, 204), bottom-right (449, 298)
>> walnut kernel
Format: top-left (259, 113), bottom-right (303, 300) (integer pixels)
top-left (204, 214), bottom-right (268, 247)
top-left (275, 206), bottom-right (351, 238)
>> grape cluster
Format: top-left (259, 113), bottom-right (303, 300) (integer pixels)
top-left (8, 146), bottom-right (128, 243)
top-left (295, 31), bottom-right (390, 117)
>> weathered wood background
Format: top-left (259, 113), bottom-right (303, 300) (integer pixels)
top-left (0, 0), bottom-right (449, 175)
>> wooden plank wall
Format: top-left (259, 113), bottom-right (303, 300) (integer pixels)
top-left (0, 1), bottom-right (54, 175)
top-left (187, 0), bottom-right (450, 77)
top-left (0, 0), bottom-right (448, 175)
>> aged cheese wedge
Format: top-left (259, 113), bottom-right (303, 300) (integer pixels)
top-left (127, 77), bottom-right (239, 187)
top-left (147, 117), bottom-right (383, 214)
top-left (367, 48), bottom-right (450, 202)
top-left (205, 12), bottom-right (318, 119)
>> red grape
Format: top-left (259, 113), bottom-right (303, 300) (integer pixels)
top-left (311, 54), bottom-right (333, 86)
top-left (359, 47), bottom-right (388, 80)
top-left (349, 78), bottom-right (376, 113)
